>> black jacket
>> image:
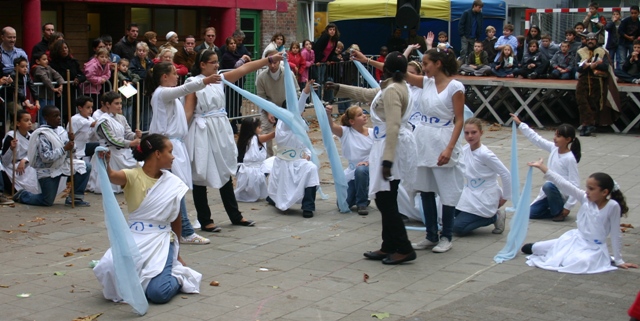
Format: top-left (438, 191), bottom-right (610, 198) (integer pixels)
top-left (313, 33), bottom-right (337, 63)
top-left (30, 38), bottom-right (49, 65)
top-left (49, 55), bottom-right (86, 84)
top-left (113, 36), bottom-right (138, 60)
top-left (459, 9), bottom-right (483, 39)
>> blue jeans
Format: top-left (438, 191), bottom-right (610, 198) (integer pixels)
top-left (16, 162), bottom-right (91, 206)
top-left (551, 69), bottom-right (573, 80)
top-left (145, 242), bottom-right (180, 304)
top-left (529, 182), bottom-right (564, 219)
top-left (617, 43), bottom-right (633, 70)
top-left (453, 209), bottom-right (497, 235)
top-left (608, 47), bottom-right (619, 70)
top-left (421, 192), bottom-right (454, 242)
top-left (346, 165), bottom-right (369, 208)
top-left (614, 69), bottom-right (639, 83)
top-left (179, 197), bottom-right (195, 237)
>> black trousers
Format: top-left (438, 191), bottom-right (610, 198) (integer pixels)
top-left (193, 178), bottom-right (243, 226)
top-left (375, 180), bottom-right (412, 254)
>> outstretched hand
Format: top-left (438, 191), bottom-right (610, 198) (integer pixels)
top-left (527, 158), bottom-right (548, 173)
top-left (324, 81), bottom-right (339, 92)
top-left (509, 113), bottom-right (522, 125)
top-left (350, 50), bottom-right (367, 63)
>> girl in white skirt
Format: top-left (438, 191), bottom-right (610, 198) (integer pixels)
top-left (522, 159), bottom-right (637, 274)
top-left (453, 118), bottom-right (511, 236)
top-left (234, 117), bottom-right (274, 202)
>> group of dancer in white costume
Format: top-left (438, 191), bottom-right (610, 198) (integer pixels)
top-left (4, 41), bottom-right (637, 308)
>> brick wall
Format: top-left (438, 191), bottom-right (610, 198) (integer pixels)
top-left (260, 0), bottom-right (298, 54)
top-left (62, 3), bottom-right (89, 64)
top-left (0, 1), bottom-right (24, 48)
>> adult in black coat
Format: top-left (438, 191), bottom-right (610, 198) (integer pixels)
top-left (458, 0), bottom-right (484, 57)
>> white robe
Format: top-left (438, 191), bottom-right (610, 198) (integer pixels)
top-left (68, 114), bottom-right (96, 160)
top-left (518, 123), bottom-right (580, 210)
top-left (526, 170), bottom-right (624, 274)
top-left (235, 136), bottom-right (268, 202)
top-left (2, 131), bottom-right (39, 194)
top-left (149, 79), bottom-right (206, 188)
top-left (367, 88), bottom-right (417, 199)
top-left (339, 126), bottom-right (373, 181)
top-left (456, 144), bottom-right (511, 218)
top-left (94, 170), bottom-right (202, 301)
top-left (268, 92), bottom-right (320, 210)
top-left (185, 74), bottom-right (237, 188)
top-left (90, 113), bottom-right (139, 194)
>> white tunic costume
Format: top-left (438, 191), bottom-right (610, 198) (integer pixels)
top-left (526, 170), bottom-right (624, 274)
top-left (185, 74), bottom-right (237, 188)
top-left (94, 170), bottom-right (202, 301)
top-left (2, 131), bottom-right (39, 194)
top-left (149, 79), bottom-right (207, 188)
top-left (91, 113), bottom-right (139, 194)
top-left (456, 144), bottom-right (511, 217)
top-left (413, 77), bottom-right (465, 206)
top-left (69, 113), bottom-right (96, 161)
top-left (518, 123), bottom-right (580, 210)
top-left (367, 86), bottom-right (417, 199)
top-left (235, 136), bottom-right (268, 202)
top-left (339, 126), bottom-right (373, 181)
top-left (268, 91), bottom-right (320, 210)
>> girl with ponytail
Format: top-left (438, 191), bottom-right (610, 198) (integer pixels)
top-left (522, 160), bottom-right (637, 274)
top-left (511, 114), bottom-right (581, 222)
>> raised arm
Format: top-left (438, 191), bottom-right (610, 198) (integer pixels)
top-left (324, 105), bottom-right (344, 137)
top-left (528, 159), bottom-right (587, 204)
top-left (224, 53), bottom-right (284, 83)
top-left (511, 114), bottom-right (555, 152)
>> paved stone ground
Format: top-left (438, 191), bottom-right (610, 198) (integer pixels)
top-left (1, 115), bottom-right (640, 321)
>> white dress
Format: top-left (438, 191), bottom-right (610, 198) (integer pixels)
top-left (92, 113), bottom-right (139, 194)
top-left (456, 144), bottom-right (511, 217)
top-left (1, 131), bottom-right (39, 194)
top-left (413, 77), bottom-right (465, 206)
top-left (268, 92), bottom-right (320, 211)
top-left (235, 136), bottom-right (268, 202)
top-left (526, 170), bottom-right (624, 274)
top-left (339, 126), bottom-right (373, 181)
top-left (367, 85), bottom-right (417, 199)
top-left (518, 123), bottom-right (580, 210)
top-left (149, 79), bottom-right (206, 188)
top-left (94, 170), bottom-right (202, 301)
top-left (185, 74), bottom-right (237, 188)
top-left (69, 114), bottom-right (96, 161)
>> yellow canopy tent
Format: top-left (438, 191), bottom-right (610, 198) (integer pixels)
top-left (328, 0), bottom-right (450, 22)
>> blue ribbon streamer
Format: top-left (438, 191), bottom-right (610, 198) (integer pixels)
top-left (506, 121), bottom-right (520, 212)
top-left (94, 146), bottom-right (148, 315)
top-left (416, 50), bottom-right (424, 60)
top-left (354, 60), bottom-right (379, 89)
top-left (283, 55), bottom-right (306, 128)
top-left (494, 167), bottom-right (532, 263)
top-left (311, 91), bottom-right (350, 212)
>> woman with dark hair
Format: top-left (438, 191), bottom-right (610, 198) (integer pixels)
top-left (261, 32), bottom-right (286, 58)
top-left (143, 31), bottom-right (159, 60)
top-left (49, 39), bottom-right (86, 110)
top-left (313, 23), bottom-right (340, 100)
top-left (183, 50), bottom-right (284, 231)
top-left (221, 37), bottom-right (252, 133)
top-left (327, 51), bottom-right (417, 264)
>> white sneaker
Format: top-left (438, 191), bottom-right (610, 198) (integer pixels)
top-left (192, 219), bottom-right (201, 229)
top-left (412, 239), bottom-right (438, 250)
top-left (180, 233), bottom-right (210, 245)
top-left (432, 238), bottom-right (452, 253)
top-left (633, 78), bottom-right (640, 84)
top-left (492, 209), bottom-right (506, 234)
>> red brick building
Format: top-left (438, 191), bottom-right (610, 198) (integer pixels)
top-left (2, 0), bottom-right (314, 65)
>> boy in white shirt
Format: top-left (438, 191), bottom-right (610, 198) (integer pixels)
top-left (68, 96), bottom-right (97, 163)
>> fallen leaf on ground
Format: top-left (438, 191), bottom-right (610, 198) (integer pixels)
top-left (18, 224), bottom-right (24, 227)
top-left (488, 123), bottom-right (502, 131)
top-left (28, 217), bottom-right (45, 222)
top-left (76, 248), bottom-right (92, 252)
top-left (291, 235), bottom-right (301, 239)
top-left (0, 285), bottom-right (9, 288)
top-left (363, 273), bottom-right (369, 283)
top-left (181, 296), bottom-right (188, 299)
top-left (54, 271), bottom-right (66, 276)
top-left (16, 293), bottom-right (31, 298)
top-left (72, 313), bottom-right (103, 321)
top-left (621, 223), bottom-right (634, 228)
top-left (210, 281), bottom-right (219, 286)
top-left (371, 312), bottom-right (390, 319)
top-left (621, 227), bottom-right (628, 233)
top-left (63, 252), bottom-right (74, 257)
top-left (66, 264), bottom-right (74, 267)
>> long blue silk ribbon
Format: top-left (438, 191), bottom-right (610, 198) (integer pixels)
top-left (507, 121), bottom-right (520, 212)
top-left (94, 146), bottom-right (148, 315)
top-left (311, 91), bottom-right (350, 212)
top-left (354, 60), bottom-right (379, 89)
top-left (494, 167), bottom-right (532, 263)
